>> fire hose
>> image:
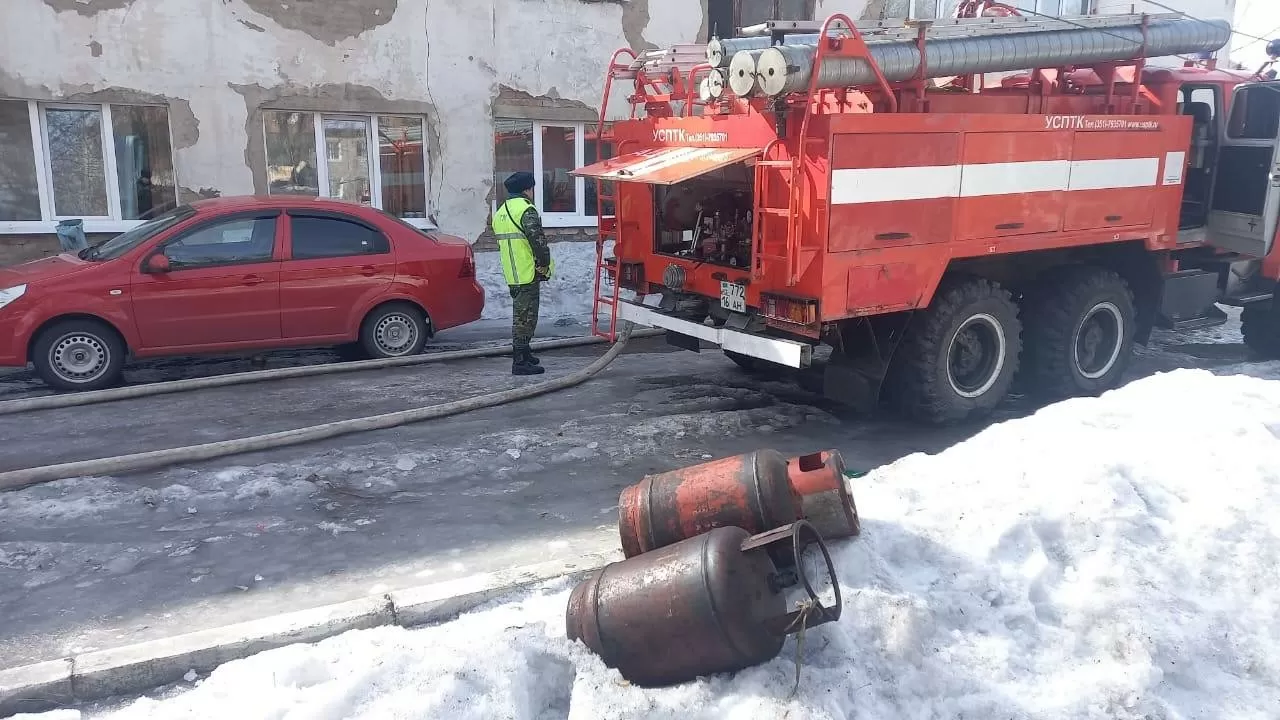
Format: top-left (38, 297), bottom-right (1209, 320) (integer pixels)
top-left (0, 323), bottom-right (638, 492)
top-left (0, 329), bottom-right (662, 417)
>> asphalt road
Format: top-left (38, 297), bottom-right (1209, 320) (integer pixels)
top-left (0, 316), bottom-right (1257, 669)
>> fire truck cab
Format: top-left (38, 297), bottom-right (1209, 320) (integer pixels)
top-left (575, 16), bottom-right (1280, 424)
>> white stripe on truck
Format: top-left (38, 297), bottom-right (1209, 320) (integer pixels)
top-left (830, 156), bottom-right (1164, 204)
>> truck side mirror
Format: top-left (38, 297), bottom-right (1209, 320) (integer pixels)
top-left (143, 254), bottom-right (171, 274)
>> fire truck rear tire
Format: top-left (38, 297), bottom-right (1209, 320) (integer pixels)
top-left (1019, 266), bottom-right (1136, 399)
top-left (1241, 300), bottom-right (1280, 359)
top-left (888, 277), bottom-right (1021, 425)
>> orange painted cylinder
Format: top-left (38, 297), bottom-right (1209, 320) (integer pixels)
top-left (617, 449), bottom-right (801, 558)
top-left (787, 449), bottom-right (860, 539)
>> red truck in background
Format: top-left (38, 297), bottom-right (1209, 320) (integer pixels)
top-left (573, 10), bottom-right (1280, 424)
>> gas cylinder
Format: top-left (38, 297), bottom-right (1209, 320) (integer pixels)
top-left (566, 520), bottom-right (841, 687)
top-left (617, 449), bottom-right (801, 558)
top-left (787, 450), bottom-right (860, 540)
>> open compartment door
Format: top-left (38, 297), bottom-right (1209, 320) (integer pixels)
top-left (572, 146), bottom-right (762, 185)
top-left (1207, 81), bottom-right (1280, 258)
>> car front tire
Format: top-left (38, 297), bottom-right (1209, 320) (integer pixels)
top-left (32, 319), bottom-right (126, 392)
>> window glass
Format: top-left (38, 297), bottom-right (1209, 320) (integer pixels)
top-left (164, 217), bottom-right (276, 267)
top-left (1228, 86), bottom-right (1280, 140)
top-left (112, 105), bottom-right (178, 220)
top-left (495, 119), bottom-right (534, 204)
top-left (94, 205), bottom-right (195, 260)
top-left (0, 100), bottom-right (40, 221)
top-left (290, 215), bottom-right (389, 259)
top-left (264, 111), bottom-right (319, 196)
top-left (584, 123), bottom-right (613, 217)
top-left (322, 117), bottom-right (371, 204)
top-left (541, 125), bottom-right (577, 214)
top-left (45, 107), bottom-right (109, 216)
top-left (378, 116), bottom-right (427, 219)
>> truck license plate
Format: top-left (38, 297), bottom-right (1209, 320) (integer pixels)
top-left (720, 281), bottom-right (746, 313)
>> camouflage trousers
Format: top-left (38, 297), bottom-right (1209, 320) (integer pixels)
top-left (509, 282), bottom-right (541, 352)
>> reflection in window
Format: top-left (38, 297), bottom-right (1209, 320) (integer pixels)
top-left (0, 100), bottom-right (40, 221)
top-left (494, 119), bottom-right (534, 204)
top-left (378, 116), bottom-right (427, 219)
top-left (45, 107), bottom-right (109, 217)
top-left (322, 117), bottom-right (371, 205)
top-left (290, 216), bottom-right (389, 259)
top-left (112, 105), bottom-right (178, 220)
top-left (264, 111), bottom-right (319, 196)
top-left (540, 125), bottom-right (578, 214)
top-left (165, 217), bottom-right (276, 266)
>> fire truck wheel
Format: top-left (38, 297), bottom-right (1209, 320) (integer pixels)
top-left (1020, 266), bottom-right (1136, 399)
top-left (1241, 300), bottom-right (1280, 359)
top-left (889, 277), bottom-right (1021, 425)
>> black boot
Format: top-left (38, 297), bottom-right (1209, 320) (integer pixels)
top-left (523, 348), bottom-right (541, 366)
top-left (512, 349), bottom-right (545, 376)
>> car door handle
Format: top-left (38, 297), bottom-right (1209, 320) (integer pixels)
top-left (242, 275), bottom-right (266, 286)
top-left (360, 265), bottom-right (378, 276)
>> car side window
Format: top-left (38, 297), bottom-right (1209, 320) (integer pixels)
top-left (289, 215), bottom-right (390, 260)
top-left (163, 216), bottom-right (277, 268)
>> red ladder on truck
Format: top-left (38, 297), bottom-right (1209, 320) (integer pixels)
top-left (590, 48), bottom-right (638, 342)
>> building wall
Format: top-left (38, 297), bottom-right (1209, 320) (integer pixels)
top-left (0, 0), bottom-right (1240, 266)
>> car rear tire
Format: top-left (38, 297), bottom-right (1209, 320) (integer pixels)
top-left (32, 319), bottom-right (126, 392)
top-left (1019, 266), bottom-right (1136, 399)
top-left (1242, 300), bottom-right (1280, 359)
top-left (360, 303), bottom-right (428, 359)
top-left (887, 276), bottom-right (1021, 425)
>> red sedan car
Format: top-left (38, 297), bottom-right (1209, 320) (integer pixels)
top-left (0, 196), bottom-right (484, 391)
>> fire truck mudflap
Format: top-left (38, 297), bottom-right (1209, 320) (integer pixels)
top-left (617, 297), bottom-right (813, 368)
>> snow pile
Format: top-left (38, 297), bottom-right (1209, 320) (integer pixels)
top-left (75, 367), bottom-right (1280, 719)
top-left (476, 240), bottom-right (606, 321)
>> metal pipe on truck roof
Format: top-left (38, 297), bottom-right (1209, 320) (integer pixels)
top-left (706, 34), bottom-right (822, 67)
top-left (728, 49), bottom-right (765, 96)
top-left (698, 69), bottom-right (726, 102)
top-left (753, 16), bottom-right (1230, 96)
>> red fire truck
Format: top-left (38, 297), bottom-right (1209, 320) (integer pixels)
top-left (572, 12), bottom-right (1280, 424)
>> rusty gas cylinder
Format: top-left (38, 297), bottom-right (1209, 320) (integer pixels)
top-left (617, 449), bottom-right (801, 558)
top-left (566, 520), bottom-right (841, 687)
top-left (787, 450), bottom-right (860, 540)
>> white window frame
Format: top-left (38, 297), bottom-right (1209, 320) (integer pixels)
top-left (265, 111), bottom-right (428, 228)
top-left (495, 119), bottom-right (602, 229)
top-left (0, 99), bottom-right (178, 234)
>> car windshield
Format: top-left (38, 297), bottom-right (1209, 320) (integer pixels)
top-left (81, 206), bottom-right (197, 261)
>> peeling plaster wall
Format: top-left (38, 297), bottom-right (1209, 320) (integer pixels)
top-left (0, 0), bottom-right (697, 243)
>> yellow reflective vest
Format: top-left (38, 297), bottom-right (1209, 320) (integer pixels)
top-left (492, 197), bottom-right (554, 286)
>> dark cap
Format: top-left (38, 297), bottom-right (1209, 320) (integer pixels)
top-left (504, 171), bottom-right (536, 195)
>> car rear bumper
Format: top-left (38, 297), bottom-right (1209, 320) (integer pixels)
top-left (434, 280), bottom-right (485, 331)
top-left (616, 299), bottom-right (812, 368)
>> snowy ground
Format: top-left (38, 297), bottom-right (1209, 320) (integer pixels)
top-left (477, 241), bottom-right (603, 321)
top-left (0, 297), bottom-right (1269, 714)
top-left (44, 359), bottom-right (1280, 720)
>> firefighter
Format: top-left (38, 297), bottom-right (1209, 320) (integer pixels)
top-left (1260, 39), bottom-right (1280, 81)
top-left (493, 171), bottom-right (554, 376)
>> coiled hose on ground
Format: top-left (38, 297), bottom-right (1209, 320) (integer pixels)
top-left (0, 323), bottom-right (639, 492)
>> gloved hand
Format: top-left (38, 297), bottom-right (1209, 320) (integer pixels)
top-left (535, 266), bottom-right (551, 282)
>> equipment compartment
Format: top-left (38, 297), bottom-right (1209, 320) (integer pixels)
top-left (652, 162), bottom-right (755, 269)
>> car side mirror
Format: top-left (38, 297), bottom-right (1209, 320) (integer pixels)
top-left (143, 254), bottom-right (171, 274)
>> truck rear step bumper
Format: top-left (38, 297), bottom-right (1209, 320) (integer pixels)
top-left (617, 300), bottom-right (811, 368)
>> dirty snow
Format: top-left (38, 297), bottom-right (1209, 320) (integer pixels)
top-left (53, 362), bottom-right (1280, 719)
top-left (477, 240), bottom-right (606, 321)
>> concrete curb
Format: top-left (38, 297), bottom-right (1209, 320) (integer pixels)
top-left (0, 549), bottom-right (620, 717)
